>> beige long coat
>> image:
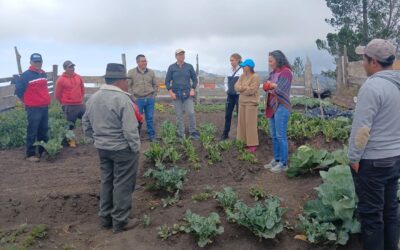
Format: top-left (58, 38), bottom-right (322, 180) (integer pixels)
top-left (234, 73), bottom-right (261, 146)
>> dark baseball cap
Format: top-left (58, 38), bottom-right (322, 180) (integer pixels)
top-left (30, 53), bottom-right (43, 62)
top-left (63, 60), bottom-right (75, 69)
top-left (356, 39), bottom-right (396, 63)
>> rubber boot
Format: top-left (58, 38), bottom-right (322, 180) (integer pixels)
top-left (68, 139), bottom-right (77, 148)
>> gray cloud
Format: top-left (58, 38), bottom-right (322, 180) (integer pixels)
top-left (0, 0), bottom-right (335, 74)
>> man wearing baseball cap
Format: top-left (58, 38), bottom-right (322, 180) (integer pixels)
top-left (55, 60), bottom-right (85, 147)
top-left (165, 49), bottom-right (200, 139)
top-left (15, 53), bottom-right (51, 162)
top-left (349, 39), bottom-right (400, 249)
top-left (83, 63), bottom-right (140, 233)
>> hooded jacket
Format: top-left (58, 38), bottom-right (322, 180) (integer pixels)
top-left (55, 72), bottom-right (85, 105)
top-left (348, 70), bottom-right (400, 163)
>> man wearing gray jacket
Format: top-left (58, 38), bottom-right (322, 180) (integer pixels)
top-left (349, 39), bottom-right (400, 250)
top-left (83, 63), bottom-right (140, 233)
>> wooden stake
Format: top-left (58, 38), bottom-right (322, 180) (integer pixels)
top-left (121, 53), bottom-right (127, 73)
top-left (316, 77), bottom-right (325, 119)
top-left (14, 46), bottom-right (22, 74)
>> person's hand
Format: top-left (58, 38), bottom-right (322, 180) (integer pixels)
top-left (350, 162), bottom-right (360, 173)
top-left (190, 88), bottom-right (196, 97)
top-left (269, 83), bottom-right (278, 89)
top-left (169, 90), bottom-right (176, 100)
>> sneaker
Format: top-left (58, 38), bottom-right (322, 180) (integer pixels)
top-left (246, 146), bottom-right (257, 153)
top-left (26, 156), bottom-right (40, 162)
top-left (190, 132), bottom-right (200, 140)
top-left (264, 159), bottom-right (279, 169)
top-left (113, 218), bottom-right (140, 233)
top-left (270, 163), bottom-right (288, 173)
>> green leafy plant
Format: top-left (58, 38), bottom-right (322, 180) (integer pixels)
top-left (199, 123), bottom-right (222, 164)
top-left (194, 104), bottom-right (225, 113)
top-left (249, 185), bottom-right (267, 201)
top-left (286, 145), bottom-right (348, 178)
top-left (239, 150), bottom-right (258, 163)
top-left (217, 140), bottom-right (234, 151)
top-left (291, 96), bottom-right (332, 108)
top-left (215, 187), bottom-right (238, 212)
top-left (183, 210), bottom-right (224, 248)
top-left (34, 139), bottom-right (63, 157)
top-left (144, 143), bottom-right (181, 166)
top-left (144, 165), bottom-right (188, 193)
top-left (161, 191), bottom-right (180, 208)
top-left (192, 186), bottom-right (215, 203)
top-left (226, 196), bottom-right (286, 240)
top-left (155, 103), bottom-right (165, 113)
top-left (0, 105), bottom-right (27, 149)
top-left (161, 121), bottom-right (177, 145)
top-left (181, 137), bottom-right (201, 169)
top-left (157, 223), bottom-right (186, 240)
top-left (298, 165), bottom-right (360, 245)
top-left (142, 214), bottom-right (151, 227)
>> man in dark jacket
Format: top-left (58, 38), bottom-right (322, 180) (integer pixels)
top-left (165, 49), bottom-right (199, 139)
top-left (15, 53), bottom-right (51, 162)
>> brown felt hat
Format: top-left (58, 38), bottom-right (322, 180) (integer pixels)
top-left (104, 63), bottom-right (131, 79)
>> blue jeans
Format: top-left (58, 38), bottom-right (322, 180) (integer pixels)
top-left (136, 97), bottom-right (155, 139)
top-left (26, 106), bottom-right (49, 157)
top-left (269, 105), bottom-right (290, 165)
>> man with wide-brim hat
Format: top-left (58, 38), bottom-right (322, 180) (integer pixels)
top-left (83, 63), bottom-right (140, 233)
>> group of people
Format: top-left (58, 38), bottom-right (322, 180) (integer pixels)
top-left (13, 39), bottom-right (400, 250)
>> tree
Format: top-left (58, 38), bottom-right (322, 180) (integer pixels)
top-left (292, 57), bottom-right (305, 77)
top-left (317, 0), bottom-right (400, 61)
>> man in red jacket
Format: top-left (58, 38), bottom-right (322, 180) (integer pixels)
top-left (55, 60), bottom-right (85, 146)
top-left (15, 53), bottom-right (51, 162)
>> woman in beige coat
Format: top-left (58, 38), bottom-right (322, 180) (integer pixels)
top-left (234, 59), bottom-right (261, 153)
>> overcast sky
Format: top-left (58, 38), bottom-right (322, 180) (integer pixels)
top-left (0, 0), bottom-right (335, 77)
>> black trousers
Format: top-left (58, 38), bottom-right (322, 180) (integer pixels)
top-left (62, 104), bottom-right (86, 129)
top-left (222, 94), bottom-right (239, 137)
top-left (352, 155), bottom-right (400, 250)
top-left (26, 107), bottom-right (48, 157)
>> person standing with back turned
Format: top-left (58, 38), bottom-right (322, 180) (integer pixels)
top-left (349, 39), bottom-right (400, 250)
top-left (83, 63), bottom-right (140, 233)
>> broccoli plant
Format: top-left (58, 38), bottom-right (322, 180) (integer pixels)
top-left (215, 187), bottom-right (238, 212)
top-left (183, 210), bottom-right (224, 248)
top-left (297, 165), bottom-right (360, 245)
top-left (226, 196), bottom-right (286, 240)
top-left (144, 165), bottom-right (188, 193)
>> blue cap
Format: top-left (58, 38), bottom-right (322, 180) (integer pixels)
top-left (30, 53), bottom-right (43, 62)
top-left (239, 59), bottom-right (255, 69)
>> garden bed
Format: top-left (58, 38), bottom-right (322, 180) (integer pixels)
top-left (0, 106), bottom-right (361, 250)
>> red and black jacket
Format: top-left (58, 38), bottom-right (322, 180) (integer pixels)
top-left (15, 66), bottom-right (51, 107)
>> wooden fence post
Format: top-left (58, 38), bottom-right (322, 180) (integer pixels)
top-left (52, 65), bottom-right (58, 83)
top-left (304, 57), bottom-right (313, 97)
top-left (122, 53), bottom-right (127, 72)
top-left (195, 54), bottom-right (200, 104)
top-left (14, 46), bottom-right (22, 74)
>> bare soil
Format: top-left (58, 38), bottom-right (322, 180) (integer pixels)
top-left (0, 110), bottom-right (361, 250)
